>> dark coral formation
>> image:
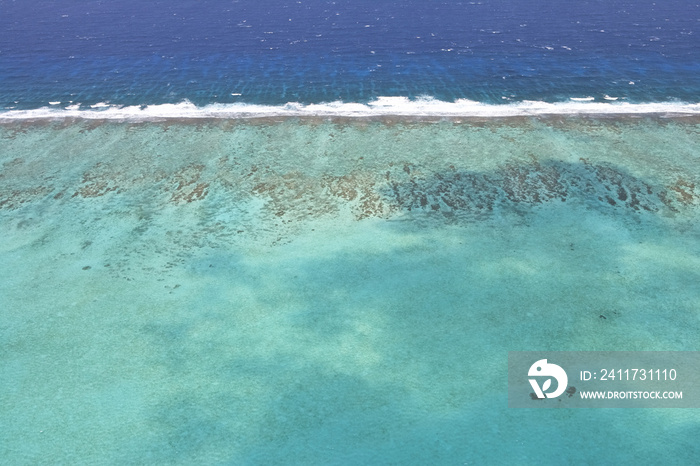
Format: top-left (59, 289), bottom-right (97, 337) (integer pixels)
top-left (1, 124), bottom-right (698, 229)
top-left (72, 162), bottom-right (121, 198)
top-left (0, 186), bottom-right (52, 209)
top-left (170, 164), bottom-right (209, 204)
top-left (376, 159), bottom-right (669, 218)
top-left (669, 179), bottom-right (696, 205)
top-left (214, 157), bottom-right (698, 226)
top-left (1, 156), bottom-right (699, 224)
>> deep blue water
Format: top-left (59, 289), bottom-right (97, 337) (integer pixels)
top-left (1, 0), bottom-right (699, 108)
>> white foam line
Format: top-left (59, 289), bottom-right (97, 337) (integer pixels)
top-left (1, 97), bottom-right (700, 121)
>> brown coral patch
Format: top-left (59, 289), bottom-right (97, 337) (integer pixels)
top-left (356, 186), bottom-right (387, 220)
top-left (324, 174), bottom-right (359, 201)
top-left (0, 186), bottom-right (52, 209)
top-left (499, 162), bottom-right (565, 204)
top-left (169, 164), bottom-right (209, 203)
top-left (72, 162), bottom-right (120, 198)
top-left (669, 179), bottom-right (696, 205)
top-left (589, 164), bottom-right (658, 212)
top-left (322, 172), bottom-right (393, 219)
top-left (72, 181), bottom-right (118, 198)
top-left (183, 183), bottom-right (209, 203)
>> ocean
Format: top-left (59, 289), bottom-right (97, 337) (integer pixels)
top-left (2, 0), bottom-right (700, 111)
top-left (1, 1), bottom-right (699, 464)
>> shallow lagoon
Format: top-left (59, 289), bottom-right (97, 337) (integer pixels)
top-left (1, 117), bottom-right (699, 464)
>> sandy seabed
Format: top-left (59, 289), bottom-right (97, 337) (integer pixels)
top-left (1, 116), bottom-right (699, 464)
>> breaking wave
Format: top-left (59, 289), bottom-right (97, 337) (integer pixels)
top-left (2, 96), bottom-right (700, 121)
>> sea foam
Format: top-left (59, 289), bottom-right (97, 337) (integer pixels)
top-left (1, 97), bottom-right (700, 121)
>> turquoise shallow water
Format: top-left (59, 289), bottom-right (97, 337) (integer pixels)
top-left (1, 117), bottom-right (699, 464)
